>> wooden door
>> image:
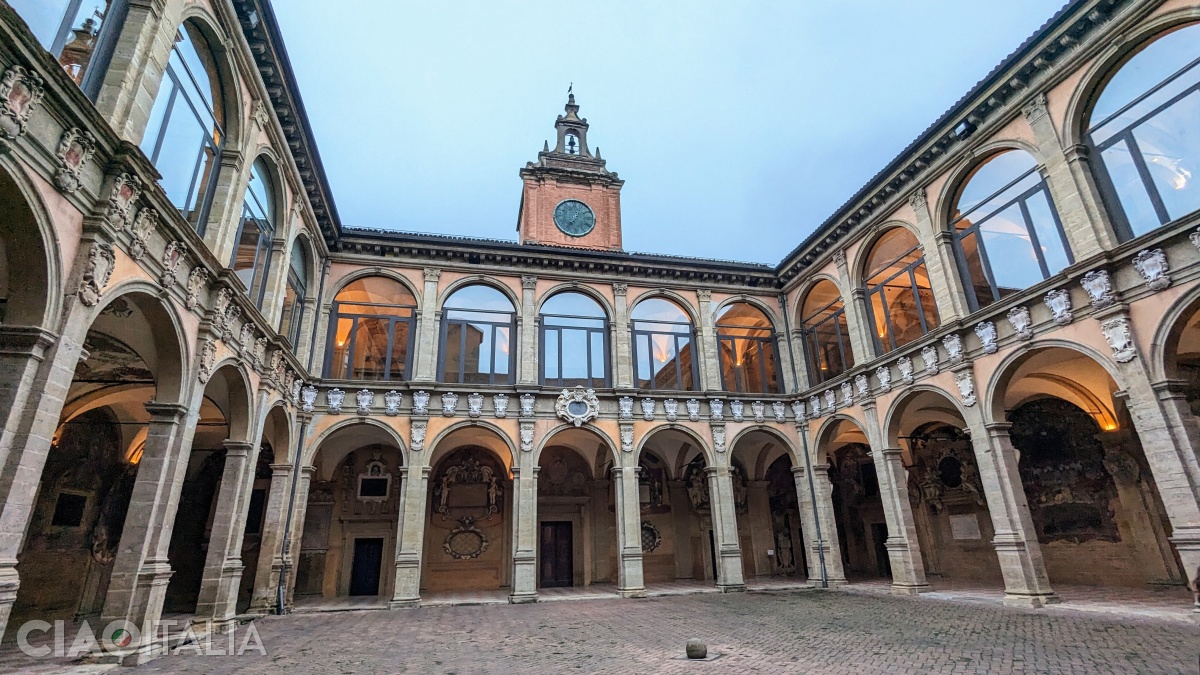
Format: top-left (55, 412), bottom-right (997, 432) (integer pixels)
top-left (349, 537), bottom-right (383, 596)
top-left (539, 522), bottom-right (573, 588)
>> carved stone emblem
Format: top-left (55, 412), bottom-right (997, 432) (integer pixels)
top-left (556, 386), bottom-right (599, 427)
top-left (291, 378), bottom-right (303, 405)
top-left (441, 392), bottom-right (459, 417)
top-left (955, 371), bottom-right (977, 407)
top-left (54, 127), bottom-right (96, 193)
top-left (824, 389), bottom-right (836, 411)
top-left (772, 401), bottom-right (787, 423)
top-left (876, 365), bottom-right (892, 393)
top-left (444, 520), bottom-right (490, 560)
top-left (253, 336), bottom-right (268, 370)
top-left (186, 267), bottom-right (208, 311)
top-left (641, 397), bottom-right (656, 421)
top-left (975, 321), bottom-right (998, 355)
top-left (105, 173), bottom-right (142, 230)
top-left (519, 421), bottom-right (534, 453)
top-left (664, 398), bottom-right (679, 422)
top-left (78, 241), bottom-right (115, 306)
top-left (1132, 249), bottom-right (1170, 291)
top-left (855, 373), bottom-right (869, 399)
top-left (410, 420), bottom-right (426, 452)
top-left (210, 288), bottom-right (232, 334)
top-left (712, 425), bottom-right (727, 454)
top-left (467, 392), bottom-right (484, 418)
top-left (489, 393), bottom-right (507, 418)
top-left (618, 396), bottom-right (634, 420)
top-left (730, 399), bottom-right (744, 422)
top-left (238, 323), bottom-right (255, 357)
top-left (160, 241), bottom-right (184, 287)
top-left (1007, 305), bottom-right (1033, 340)
top-left (520, 393), bottom-right (535, 417)
top-left (897, 356), bottom-right (914, 384)
top-left (1191, 228), bottom-right (1200, 253)
top-left (921, 345), bottom-right (939, 375)
top-left (832, 249), bottom-right (846, 266)
top-left (791, 400), bottom-right (805, 421)
top-left (1081, 270), bottom-right (1116, 309)
top-left (1044, 289), bottom-right (1073, 325)
top-left (128, 208), bottom-right (156, 261)
top-left (620, 424), bottom-right (634, 453)
top-left (709, 398), bottom-right (725, 421)
top-left (839, 382), bottom-right (853, 407)
top-left (384, 390), bottom-right (402, 416)
top-left (223, 304), bottom-right (242, 345)
top-left (686, 398), bottom-right (701, 422)
top-left (300, 385), bottom-right (317, 413)
top-left (1100, 316), bottom-right (1137, 363)
top-left (751, 400), bottom-right (766, 423)
top-left (943, 333), bottom-right (964, 365)
top-left (0, 65), bottom-right (44, 142)
top-left (413, 390), bottom-right (431, 415)
top-left (197, 338), bottom-right (216, 383)
top-left (808, 395), bottom-right (821, 418)
top-left (327, 388), bottom-right (345, 414)
top-left (356, 389), bottom-right (374, 415)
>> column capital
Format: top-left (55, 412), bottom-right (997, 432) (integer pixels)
top-left (423, 267), bottom-right (441, 283)
top-left (222, 440), bottom-right (255, 456)
top-left (300, 464), bottom-right (316, 477)
top-left (703, 465), bottom-right (729, 478)
top-left (144, 401), bottom-right (188, 421)
top-left (520, 275), bottom-right (537, 290)
top-left (269, 463), bottom-right (293, 476)
top-left (984, 421), bottom-right (1013, 435)
top-left (880, 447), bottom-right (903, 459)
top-left (511, 466), bottom-right (540, 478)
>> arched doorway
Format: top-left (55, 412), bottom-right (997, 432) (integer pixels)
top-left (730, 428), bottom-right (805, 579)
top-left (817, 417), bottom-right (887, 579)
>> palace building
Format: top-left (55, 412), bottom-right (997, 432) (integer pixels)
top-left (0, 0), bottom-right (1199, 661)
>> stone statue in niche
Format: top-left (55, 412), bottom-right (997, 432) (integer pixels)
top-left (432, 449), bottom-right (505, 523)
top-left (683, 456), bottom-right (710, 511)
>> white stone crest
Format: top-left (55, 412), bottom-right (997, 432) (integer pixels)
top-left (808, 395), bottom-right (821, 418)
top-left (712, 425), bottom-right (727, 454)
top-left (356, 389), bottom-right (374, 415)
top-left (974, 321), bottom-right (998, 355)
top-left (556, 386), bottom-right (599, 427)
top-left (955, 371), bottom-right (976, 407)
top-left (238, 323), bottom-right (255, 356)
top-left (791, 400), bottom-right (805, 421)
top-left (897, 356), bottom-right (914, 384)
top-left (129, 208), bottom-right (156, 261)
top-left (641, 397), bottom-right (656, 421)
top-left (520, 393), bottom-right (535, 417)
top-left (185, 267), bottom-right (207, 311)
top-left (53, 127), bottom-right (96, 194)
top-left (467, 392), bottom-right (484, 418)
top-left (254, 336), bottom-right (268, 371)
top-left (772, 401), bottom-right (787, 423)
top-left (1132, 249), bottom-right (1170, 291)
top-left (839, 382), bottom-right (853, 407)
top-left (105, 172), bottom-right (141, 229)
top-left (300, 385), bottom-right (317, 413)
top-left (413, 390), bottom-right (431, 415)
top-left (876, 365), bottom-right (892, 393)
top-left (197, 338), bottom-right (216, 383)
top-left (327, 388), bottom-right (345, 414)
top-left (618, 396), bottom-right (634, 420)
top-left (519, 422), bottom-right (535, 453)
top-left (493, 393), bottom-right (509, 418)
top-left (1100, 316), bottom-right (1137, 363)
top-left (78, 241), bottom-right (115, 307)
top-left (224, 304), bottom-right (242, 344)
top-left (824, 389), bottom-right (836, 411)
top-left (620, 424), bottom-right (634, 453)
top-left (410, 420), bottom-right (427, 452)
top-left (1191, 227), bottom-right (1200, 254)
top-left (290, 378), bottom-right (302, 405)
top-left (1044, 289), bottom-right (1073, 325)
top-left (1081, 270), bottom-right (1116, 309)
top-left (730, 399), bottom-right (745, 422)
top-left (943, 333), bottom-right (964, 365)
top-left (441, 392), bottom-right (459, 417)
top-left (664, 398), bottom-right (679, 422)
top-left (686, 398), bottom-right (701, 422)
top-left (160, 241), bottom-right (184, 288)
top-left (1007, 305), bottom-right (1033, 340)
top-left (855, 373), bottom-right (870, 399)
top-left (921, 345), bottom-right (939, 375)
top-left (384, 390), bottom-right (402, 416)
top-left (0, 65), bottom-right (44, 142)
top-left (749, 400), bottom-right (764, 423)
top-left (210, 288), bottom-right (232, 334)
top-left (709, 398), bottom-right (725, 421)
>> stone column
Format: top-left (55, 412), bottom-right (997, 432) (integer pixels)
top-left (970, 421), bottom-right (1058, 607)
top-left (391, 466), bottom-right (430, 608)
top-left (258, 238), bottom-right (291, 328)
top-left (509, 465), bottom-right (539, 603)
top-left (201, 151), bottom-right (248, 260)
top-left (518, 276), bottom-right (538, 386)
top-left (612, 283), bottom-right (633, 388)
top-left (695, 290), bottom-right (722, 391)
top-left (248, 462), bottom-right (293, 614)
top-left (611, 465), bottom-right (646, 597)
top-left (909, 189), bottom-right (968, 322)
top-left (792, 464), bottom-right (847, 584)
top-left (282, 466), bottom-right (315, 609)
top-left (705, 466), bottom-right (746, 591)
top-left (746, 480), bottom-right (772, 577)
top-left (194, 440), bottom-right (256, 623)
top-left (1097, 430), bottom-right (1183, 584)
top-left (101, 401), bottom-right (194, 656)
top-left (93, 0), bottom-right (175, 141)
top-left (788, 328), bottom-right (813, 392)
top-left (667, 480), bottom-right (693, 579)
top-left (411, 268), bottom-right (442, 383)
top-left (862, 400), bottom-right (927, 593)
top-left (833, 251), bottom-right (875, 365)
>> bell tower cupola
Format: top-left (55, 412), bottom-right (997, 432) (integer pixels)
top-left (517, 91), bottom-right (624, 250)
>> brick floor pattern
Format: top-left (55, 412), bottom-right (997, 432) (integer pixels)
top-left (136, 589), bottom-right (1198, 674)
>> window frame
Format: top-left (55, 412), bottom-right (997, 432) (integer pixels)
top-left (538, 299), bottom-right (610, 388)
top-left (18, 0), bottom-right (126, 97)
top-left (863, 238), bottom-right (937, 355)
top-left (324, 296), bottom-right (417, 382)
top-left (438, 305), bottom-right (518, 386)
top-left (799, 291), bottom-right (853, 385)
top-left (714, 307), bottom-right (781, 395)
top-left (631, 315), bottom-right (699, 392)
top-left (229, 160), bottom-right (276, 309)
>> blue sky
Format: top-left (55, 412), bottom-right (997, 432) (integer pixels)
top-left (273, 1), bottom-right (1066, 264)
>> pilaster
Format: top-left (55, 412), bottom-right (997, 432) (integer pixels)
top-left (611, 465), bottom-right (646, 597)
top-left (509, 465), bottom-right (539, 603)
top-left (518, 276), bottom-right (538, 385)
top-left (390, 465), bottom-right (431, 608)
top-left (861, 401), bottom-right (928, 594)
top-left (612, 283), bottom-right (633, 388)
top-left (412, 268), bottom-right (442, 382)
top-left (705, 466), bottom-right (746, 592)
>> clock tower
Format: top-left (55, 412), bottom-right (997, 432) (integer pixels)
top-left (517, 93), bottom-right (624, 250)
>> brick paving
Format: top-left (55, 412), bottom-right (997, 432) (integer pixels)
top-left (122, 588), bottom-right (1199, 674)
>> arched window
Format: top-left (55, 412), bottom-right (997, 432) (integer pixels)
top-left (631, 298), bottom-right (697, 391)
top-left (279, 239), bottom-right (308, 346)
top-left (11, 0), bottom-right (119, 92)
top-left (139, 19), bottom-right (224, 233)
top-left (440, 285), bottom-right (516, 385)
top-left (540, 292), bottom-right (608, 387)
top-left (716, 303), bottom-right (780, 394)
top-left (800, 280), bottom-right (854, 384)
top-left (1088, 23), bottom-right (1200, 239)
top-left (863, 228), bottom-right (939, 354)
top-left (951, 151), bottom-right (1072, 310)
top-left (231, 158), bottom-right (275, 307)
top-left (326, 277), bottom-right (416, 381)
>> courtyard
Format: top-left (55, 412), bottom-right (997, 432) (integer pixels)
top-left (115, 587), bottom-right (1199, 674)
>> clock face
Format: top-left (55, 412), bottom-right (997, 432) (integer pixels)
top-left (553, 199), bottom-right (596, 237)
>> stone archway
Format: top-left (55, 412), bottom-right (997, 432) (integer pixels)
top-left (730, 427), bottom-right (803, 580)
top-left (816, 417), bottom-right (886, 580)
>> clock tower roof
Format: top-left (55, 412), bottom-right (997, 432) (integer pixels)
top-left (521, 93), bottom-right (618, 178)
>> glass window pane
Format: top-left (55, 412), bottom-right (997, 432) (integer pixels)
top-left (10, 1), bottom-right (73, 48)
top-left (445, 285), bottom-right (514, 312)
top-left (917, 283), bottom-right (939, 336)
top-left (460, 322), bottom-right (492, 384)
top-left (279, 281), bottom-right (298, 338)
top-left (543, 291), bottom-right (605, 318)
top-left (631, 298), bottom-right (689, 323)
top-left (1102, 140), bottom-right (1163, 236)
top-left (955, 151), bottom-right (1038, 216)
top-left (561, 329), bottom-right (588, 383)
top-left (801, 280), bottom-right (842, 323)
top-left (350, 318), bottom-right (389, 381)
top-left (1131, 90), bottom-right (1200, 222)
top-left (635, 334), bottom-right (652, 388)
top-left (493, 325), bottom-right (511, 383)
top-left (328, 318), bottom-right (354, 379)
top-left (1025, 189), bottom-right (1071, 275)
top-left (590, 331), bottom-right (606, 381)
top-left (978, 204), bottom-right (1042, 296)
top-left (868, 290), bottom-right (890, 351)
top-left (388, 321), bottom-right (410, 380)
top-left (544, 330), bottom-right (560, 380)
top-left (678, 336), bottom-right (695, 391)
top-left (56, 0), bottom-right (111, 85)
top-left (442, 323), bottom-right (463, 382)
top-left (336, 277), bottom-right (416, 306)
top-left (957, 231), bottom-right (994, 307)
top-left (1091, 25), bottom-right (1200, 132)
top-left (864, 229), bottom-right (921, 283)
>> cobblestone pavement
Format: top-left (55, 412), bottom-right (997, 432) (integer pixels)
top-left (123, 588), bottom-right (1200, 674)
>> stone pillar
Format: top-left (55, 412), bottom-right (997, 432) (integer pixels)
top-left (101, 401), bottom-right (193, 658)
top-left (201, 151), bottom-right (248, 259)
top-left (909, 189), bottom-right (968, 322)
top-left (258, 238), bottom-right (291, 327)
top-left (705, 466), bottom-right (745, 591)
top-left (282, 466), bottom-right (314, 609)
top-left (391, 466), bottom-right (430, 608)
top-left (792, 464), bottom-right (847, 584)
top-left (93, 0), bottom-right (176, 141)
top-left (509, 465), bottom-right (539, 603)
top-left (194, 440), bottom-right (256, 623)
top-left (412, 268), bottom-right (442, 383)
top-left (612, 283), bottom-right (633, 388)
top-left (746, 480), bottom-right (772, 577)
top-left (1097, 430), bottom-right (1183, 584)
top-left (518, 276), bottom-right (538, 386)
top-left (861, 402), bottom-right (927, 593)
top-left (695, 290), bottom-right (721, 391)
top-left (667, 480), bottom-right (692, 579)
top-left (788, 328), bottom-right (813, 392)
top-left (248, 462), bottom-right (293, 614)
top-left (611, 466), bottom-right (646, 597)
top-left (833, 251), bottom-right (875, 365)
top-left (970, 421), bottom-right (1058, 607)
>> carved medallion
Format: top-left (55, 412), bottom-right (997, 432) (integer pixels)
top-left (441, 392), bottom-right (459, 417)
top-left (327, 388), bottom-right (345, 414)
top-left (641, 397), bottom-right (656, 421)
top-left (300, 385), bottom-right (318, 413)
top-left (467, 392), bottom-right (484, 418)
top-left (897, 356), bottom-right (914, 384)
top-left (356, 389), bottom-right (374, 415)
top-left (751, 400), bottom-right (766, 423)
top-left (709, 398), bottom-right (725, 421)
top-left (1007, 305), bottom-right (1033, 340)
top-left (78, 241), bottom-right (115, 307)
top-left (1100, 316), bottom-right (1136, 363)
top-left (687, 398), bottom-right (701, 422)
top-left (384, 390), bottom-right (402, 416)
top-left (921, 344), bottom-right (939, 375)
top-left (555, 386), bottom-right (599, 427)
top-left (1080, 270), bottom-right (1115, 309)
top-left (664, 398), bottom-right (679, 422)
top-left (0, 65), bottom-right (44, 142)
top-left (1132, 249), bottom-right (1170, 291)
top-left (955, 371), bottom-right (976, 407)
top-left (412, 390), bottom-right (431, 415)
top-left (974, 321), bottom-right (998, 355)
top-left (54, 127), bottom-right (96, 194)
top-left (730, 399), bottom-right (744, 422)
top-left (492, 393), bottom-right (508, 418)
top-left (1044, 289), bottom-right (1073, 325)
